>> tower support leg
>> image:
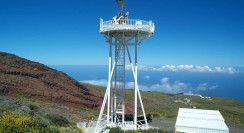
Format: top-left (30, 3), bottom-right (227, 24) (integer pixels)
top-left (107, 35), bottom-right (112, 124)
top-left (95, 44), bottom-right (122, 133)
top-left (126, 45), bottom-right (149, 130)
top-left (134, 43), bottom-right (138, 127)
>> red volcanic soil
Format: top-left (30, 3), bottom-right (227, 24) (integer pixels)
top-left (0, 52), bottom-right (103, 109)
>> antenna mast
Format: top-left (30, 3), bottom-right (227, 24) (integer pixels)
top-left (116, 0), bottom-right (126, 16)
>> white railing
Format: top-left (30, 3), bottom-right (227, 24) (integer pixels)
top-left (100, 18), bottom-right (155, 33)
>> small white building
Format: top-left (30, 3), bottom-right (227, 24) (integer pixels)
top-left (175, 108), bottom-right (229, 133)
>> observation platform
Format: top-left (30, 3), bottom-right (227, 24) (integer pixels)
top-left (100, 18), bottom-right (155, 37)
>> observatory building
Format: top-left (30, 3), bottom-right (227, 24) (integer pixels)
top-left (175, 108), bottom-right (229, 133)
top-left (95, 0), bottom-right (154, 132)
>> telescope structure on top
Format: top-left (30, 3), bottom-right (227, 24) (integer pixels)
top-left (95, 0), bottom-right (154, 132)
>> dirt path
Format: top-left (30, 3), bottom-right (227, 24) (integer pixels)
top-left (148, 117), bottom-right (176, 131)
top-left (227, 123), bottom-right (244, 133)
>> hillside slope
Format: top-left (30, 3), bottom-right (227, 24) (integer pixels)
top-left (81, 83), bottom-right (244, 126)
top-left (0, 52), bottom-right (103, 109)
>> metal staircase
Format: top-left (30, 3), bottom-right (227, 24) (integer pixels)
top-left (114, 44), bottom-right (125, 124)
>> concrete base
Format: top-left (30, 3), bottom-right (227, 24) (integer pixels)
top-left (77, 121), bottom-right (97, 133)
top-left (77, 121), bottom-right (155, 133)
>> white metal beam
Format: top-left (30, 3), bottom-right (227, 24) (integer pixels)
top-left (122, 32), bottom-right (125, 124)
top-left (95, 44), bottom-right (123, 133)
top-left (138, 35), bottom-right (149, 44)
top-left (134, 34), bottom-right (138, 126)
top-left (126, 37), bottom-right (134, 43)
top-left (126, 45), bottom-right (149, 129)
top-left (107, 35), bottom-right (112, 124)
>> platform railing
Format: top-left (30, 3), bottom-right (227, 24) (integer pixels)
top-left (100, 18), bottom-right (155, 33)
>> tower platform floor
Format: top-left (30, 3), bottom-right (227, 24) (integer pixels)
top-left (100, 19), bottom-right (154, 37)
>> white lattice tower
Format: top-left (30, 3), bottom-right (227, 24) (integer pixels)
top-left (95, 0), bottom-right (154, 132)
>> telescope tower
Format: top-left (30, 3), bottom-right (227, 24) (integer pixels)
top-left (95, 0), bottom-right (155, 132)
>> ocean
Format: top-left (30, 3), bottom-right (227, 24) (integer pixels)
top-left (50, 65), bottom-right (244, 101)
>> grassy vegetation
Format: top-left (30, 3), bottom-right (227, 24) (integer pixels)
top-left (0, 106), bottom-right (84, 133)
top-left (79, 107), bottom-right (100, 120)
top-left (0, 107), bottom-right (13, 114)
top-left (81, 82), bottom-right (244, 125)
top-left (45, 114), bottom-right (70, 126)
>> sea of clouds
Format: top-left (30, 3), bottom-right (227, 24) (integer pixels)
top-left (81, 77), bottom-right (218, 94)
top-left (80, 65), bottom-right (240, 94)
top-left (125, 65), bottom-right (236, 74)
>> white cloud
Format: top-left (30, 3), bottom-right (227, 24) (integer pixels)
top-left (195, 66), bottom-right (214, 72)
top-left (209, 85), bottom-right (218, 90)
top-left (81, 79), bottom-right (136, 89)
top-left (125, 65), bottom-right (153, 71)
top-left (125, 65), bottom-right (131, 70)
top-left (142, 78), bottom-right (191, 94)
top-left (134, 65), bottom-right (236, 74)
top-left (196, 83), bottom-right (218, 92)
top-left (81, 77), bottom-right (218, 94)
top-left (144, 76), bottom-right (151, 80)
top-left (141, 78), bottom-right (218, 94)
top-left (196, 83), bottom-right (208, 91)
top-left (81, 79), bottom-right (108, 87)
top-left (125, 82), bottom-right (134, 89)
top-left (214, 67), bottom-right (235, 74)
top-left (161, 77), bottom-right (169, 83)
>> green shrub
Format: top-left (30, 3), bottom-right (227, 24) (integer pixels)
top-left (108, 127), bottom-right (124, 133)
top-left (28, 104), bottom-right (39, 111)
top-left (28, 104), bottom-right (39, 116)
top-left (0, 107), bottom-right (13, 114)
top-left (147, 112), bottom-right (161, 118)
top-left (0, 112), bottom-right (38, 133)
top-left (28, 110), bottom-right (35, 116)
top-left (0, 111), bottom-right (60, 133)
top-left (45, 114), bottom-right (70, 126)
top-left (17, 92), bottom-right (29, 98)
top-left (125, 130), bottom-right (140, 133)
top-left (32, 117), bottom-right (59, 133)
top-left (59, 126), bottom-right (84, 133)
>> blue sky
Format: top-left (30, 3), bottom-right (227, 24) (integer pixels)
top-left (1, 0), bottom-right (244, 67)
